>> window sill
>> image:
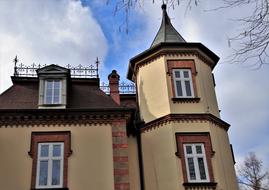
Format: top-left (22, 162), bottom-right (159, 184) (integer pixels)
top-left (31, 188), bottom-right (69, 190)
top-left (42, 103), bottom-right (63, 106)
top-left (183, 182), bottom-right (217, 189)
top-left (172, 97), bottom-right (200, 103)
top-left (38, 104), bottom-right (66, 109)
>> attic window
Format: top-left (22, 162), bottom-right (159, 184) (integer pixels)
top-left (36, 65), bottom-right (69, 109)
top-left (44, 79), bottom-right (61, 104)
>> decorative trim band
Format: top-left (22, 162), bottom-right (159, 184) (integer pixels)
top-left (0, 110), bottom-right (132, 127)
top-left (141, 114), bottom-right (230, 132)
top-left (133, 49), bottom-right (215, 79)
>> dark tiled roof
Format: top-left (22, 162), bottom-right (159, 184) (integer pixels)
top-left (120, 94), bottom-right (137, 109)
top-left (68, 80), bottom-right (121, 109)
top-left (151, 4), bottom-right (186, 47)
top-left (0, 79), bottom-right (39, 109)
top-left (0, 77), bottom-right (124, 110)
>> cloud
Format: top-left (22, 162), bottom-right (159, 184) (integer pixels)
top-left (0, 0), bottom-right (107, 93)
top-left (215, 64), bottom-right (269, 166)
top-left (0, 0), bottom-right (268, 168)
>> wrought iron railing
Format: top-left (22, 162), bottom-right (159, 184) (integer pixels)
top-left (12, 56), bottom-right (136, 94)
top-left (13, 56), bottom-right (99, 78)
top-left (100, 82), bottom-right (110, 93)
top-left (100, 82), bottom-right (136, 94)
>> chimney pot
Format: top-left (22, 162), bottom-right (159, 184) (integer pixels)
top-left (108, 70), bottom-right (120, 105)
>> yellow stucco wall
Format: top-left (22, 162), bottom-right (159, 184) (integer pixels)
top-left (209, 124), bottom-right (239, 190)
top-left (137, 56), bottom-right (171, 123)
top-left (141, 122), bottom-right (238, 190)
top-left (136, 53), bottom-right (220, 123)
top-left (0, 124), bottom-right (115, 190)
top-left (128, 136), bottom-right (141, 190)
top-left (141, 125), bottom-right (179, 190)
top-left (166, 55), bottom-right (220, 117)
top-left (135, 49), bottom-right (237, 190)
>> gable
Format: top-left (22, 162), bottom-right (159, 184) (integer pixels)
top-left (36, 64), bottom-right (70, 75)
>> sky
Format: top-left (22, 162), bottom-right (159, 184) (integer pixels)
top-left (0, 0), bottom-right (268, 171)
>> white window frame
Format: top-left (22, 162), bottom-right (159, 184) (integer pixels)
top-left (44, 79), bottom-right (62, 104)
top-left (172, 69), bottom-right (194, 98)
top-left (36, 142), bottom-right (64, 189)
top-left (183, 143), bottom-right (210, 183)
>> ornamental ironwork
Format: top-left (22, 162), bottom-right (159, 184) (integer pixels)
top-left (13, 56), bottom-right (99, 78)
top-left (100, 82), bottom-right (110, 93)
top-left (100, 82), bottom-right (136, 94)
top-left (12, 56), bottom-right (136, 94)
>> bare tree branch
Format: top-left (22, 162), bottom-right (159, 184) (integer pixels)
top-left (106, 0), bottom-right (199, 33)
top-left (237, 152), bottom-right (269, 190)
top-left (200, 0), bottom-right (269, 68)
top-left (107, 0), bottom-right (269, 68)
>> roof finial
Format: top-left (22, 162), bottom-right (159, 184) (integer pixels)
top-left (13, 55), bottom-right (18, 66)
top-left (96, 57), bottom-right (99, 65)
top-left (161, 1), bottom-right (167, 10)
top-left (150, 1), bottom-right (186, 47)
top-left (95, 57), bottom-right (99, 78)
top-left (13, 55), bottom-right (19, 76)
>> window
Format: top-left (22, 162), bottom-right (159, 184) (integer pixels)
top-left (184, 143), bottom-right (209, 182)
top-left (44, 79), bottom-right (61, 104)
top-left (37, 65), bottom-right (69, 108)
top-left (176, 132), bottom-right (216, 187)
top-left (29, 131), bottom-right (72, 189)
top-left (167, 60), bottom-right (199, 102)
top-left (36, 143), bottom-right (64, 188)
top-left (172, 69), bottom-right (194, 98)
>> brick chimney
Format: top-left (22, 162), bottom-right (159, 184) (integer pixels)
top-left (108, 70), bottom-right (120, 105)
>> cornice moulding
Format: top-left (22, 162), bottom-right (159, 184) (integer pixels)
top-left (141, 113), bottom-right (230, 132)
top-left (0, 109), bottom-right (134, 127)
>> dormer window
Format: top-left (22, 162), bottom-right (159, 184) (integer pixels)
top-left (44, 79), bottom-right (62, 104)
top-left (37, 64), bottom-right (70, 109)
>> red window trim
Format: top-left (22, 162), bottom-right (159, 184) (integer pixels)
top-left (28, 131), bottom-right (72, 189)
top-left (175, 132), bottom-right (215, 183)
top-left (167, 60), bottom-right (198, 99)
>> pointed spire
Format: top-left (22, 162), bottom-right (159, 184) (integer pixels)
top-left (151, 4), bottom-right (186, 47)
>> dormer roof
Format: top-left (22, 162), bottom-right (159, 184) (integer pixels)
top-left (36, 64), bottom-right (70, 76)
top-left (151, 4), bottom-right (186, 47)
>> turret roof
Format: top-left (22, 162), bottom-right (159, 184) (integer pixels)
top-left (127, 4), bottom-right (220, 81)
top-left (151, 4), bottom-right (186, 47)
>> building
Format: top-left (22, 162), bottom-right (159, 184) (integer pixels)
top-left (0, 4), bottom-right (238, 190)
